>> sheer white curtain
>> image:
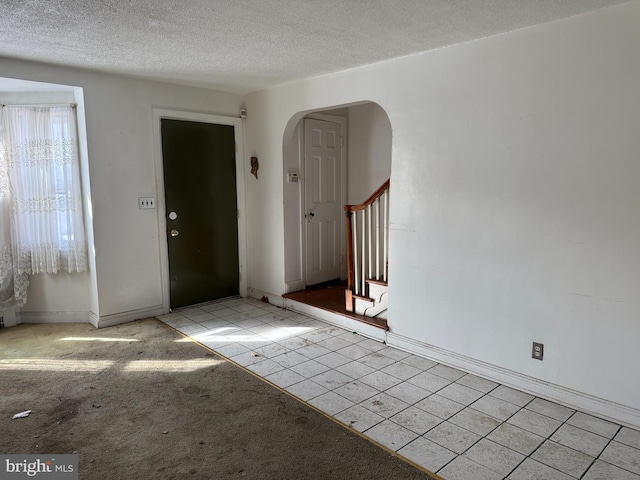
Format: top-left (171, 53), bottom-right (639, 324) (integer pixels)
top-left (0, 105), bottom-right (87, 309)
top-left (0, 130), bottom-right (25, 309)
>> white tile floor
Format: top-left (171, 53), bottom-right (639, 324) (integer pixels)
top-left (158, 297), bottom-right (640, 480)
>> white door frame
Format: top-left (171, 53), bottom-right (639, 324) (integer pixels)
top-left (301, 113), bottom-right (347, 286)
top-left (152, 108), bottom-right (247, 312)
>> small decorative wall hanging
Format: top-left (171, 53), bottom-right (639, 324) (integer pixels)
top-left (250, 156), bottom-right (259, 179)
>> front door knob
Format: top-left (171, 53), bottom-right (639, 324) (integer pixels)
top-left (170, 229), bottom-right (179, 237)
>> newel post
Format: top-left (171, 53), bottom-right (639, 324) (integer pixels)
top-left (345, 209), bottom-right (355, 312)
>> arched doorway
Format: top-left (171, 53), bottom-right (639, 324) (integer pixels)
top-left (282, 102), bottom-right (392, 326)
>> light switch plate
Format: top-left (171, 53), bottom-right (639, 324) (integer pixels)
top-left (138, 197), bottom-right (156, 209)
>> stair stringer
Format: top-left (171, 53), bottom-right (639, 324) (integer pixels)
top-left (354, 281), bottom-right (388, 318)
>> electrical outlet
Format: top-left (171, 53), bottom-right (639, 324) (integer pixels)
top-left (532, 342), bottom-right (544, 360)
top-left (138, 197), bottom-right (156, 209)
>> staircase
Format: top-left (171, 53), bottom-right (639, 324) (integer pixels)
top-left (344, 179), bottom-right (389, 320)
top-left (354, 279), bottom-right (388, 319)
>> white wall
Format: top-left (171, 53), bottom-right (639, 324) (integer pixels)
top-left (0, 58), bottom-right (243, 325)
top-left (282, 121), bottom-right (304, 292)
top-left (347, 103), bottom-right (391, 204)
top-left (245, 2), bottom-right (640, 427)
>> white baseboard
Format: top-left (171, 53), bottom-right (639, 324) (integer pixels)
top-left (17, 311), bottom-right (90, 324)
top-left (285, 280), bottom-right (306, 294)
top-left (0, 307), bottom-right (18, 328)
top-left (387, 332), bottom-right (640, 430)
top-left (97, 304), bottom-right (165, 329)
top-left (89, 311), bottom-right (99, 328)
top-left (247, 288), bottom-right (284, 308)
top-left (284, 298), bottom-right (386, 342)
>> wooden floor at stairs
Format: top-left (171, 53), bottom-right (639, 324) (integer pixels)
top-left (283, 280), bottom-right (388, 330)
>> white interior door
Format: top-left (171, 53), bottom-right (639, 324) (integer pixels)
top-left (304, 118), bottom-right (344, 286)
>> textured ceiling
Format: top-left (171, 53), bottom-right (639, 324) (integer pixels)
top-left (0, 0), bottom-right (630, 94)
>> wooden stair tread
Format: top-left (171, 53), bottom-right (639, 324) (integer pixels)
top-left (352, 294), bottom-right (374, 304)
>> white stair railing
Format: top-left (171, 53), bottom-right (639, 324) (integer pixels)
top-left (344, 179), bottom-right (389, 312)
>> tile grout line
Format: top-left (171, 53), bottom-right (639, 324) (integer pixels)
top-left (500, 396), bottom-right (541, 479)
top-left (435, 388), bottom-right (523, 478)
top-left (579, 423), bottom-right (630, 480)
top-left (453, 390), bottom-right (535, 478)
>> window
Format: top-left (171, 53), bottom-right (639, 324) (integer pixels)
top-left (0, 105), bottom-right (87, 308)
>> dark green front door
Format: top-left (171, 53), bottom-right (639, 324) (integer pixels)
top-left (161, 119), bottom-right (239, 309)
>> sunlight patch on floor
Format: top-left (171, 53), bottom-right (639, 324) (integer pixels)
top-left (0, 357), bottom-right (223, 373)
top-left (187, 326), bottom-right (314, 343)
top-left (0, 359), bottom-right (114, 372)
top-left (59, 337), bottom-right (140, 342)
top-left (122, 359), bottom-right (224, 372)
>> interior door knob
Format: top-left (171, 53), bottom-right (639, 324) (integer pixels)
top-left (170, 229), bottom-right (179, 237)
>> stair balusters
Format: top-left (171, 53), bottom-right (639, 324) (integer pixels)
top-left (344, 179), bottom-right (390, 312)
